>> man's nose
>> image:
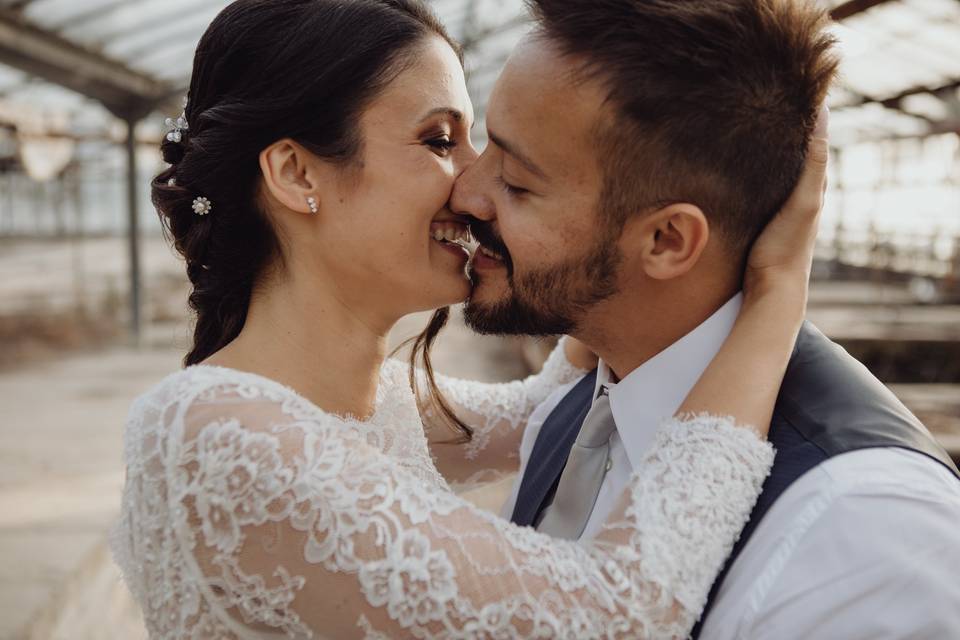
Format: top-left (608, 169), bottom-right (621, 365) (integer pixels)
top-left (451, 151), bottom-right (495, 222)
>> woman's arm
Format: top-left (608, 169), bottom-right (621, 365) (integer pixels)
top-left (677, 109), bottom-right (829, 432)
top-left (168, 384), bottom-right (772, 640)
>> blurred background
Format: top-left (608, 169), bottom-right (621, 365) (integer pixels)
top-left (0, 0), bottom-right (958, 637)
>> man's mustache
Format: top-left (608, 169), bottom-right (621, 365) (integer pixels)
top-left (466, 219), bottom-right (514, 273)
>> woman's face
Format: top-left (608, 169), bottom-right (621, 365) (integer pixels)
top-left (314, 36), bottom-right (477, 321)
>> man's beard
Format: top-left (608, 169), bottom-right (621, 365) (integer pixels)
top-left (464, 222), bottom-right (622, 337)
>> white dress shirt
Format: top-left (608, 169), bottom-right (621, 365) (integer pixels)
top-left (501, 294), bottom-right (960, 638)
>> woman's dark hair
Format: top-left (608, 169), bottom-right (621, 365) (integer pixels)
top-left (153, 0), bottom-right (471, 442)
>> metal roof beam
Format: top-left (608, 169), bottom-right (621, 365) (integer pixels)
top-left (830, 0), bottom-right (896, 21)
top-left (838, 79), bottom-right (960, 110)
top-left (833, 82), bottom-right (960, 139)
top-left (1, 0), bottom-right (41, 11)
top-left (877, 80), bottom-right (960, 110)
top-left (0, 7), bottom-right (176, 118)
top-left (848, 120), bottom-right (960, 144)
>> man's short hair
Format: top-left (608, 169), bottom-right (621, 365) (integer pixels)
top-left (527, 0), bottom-right (839, 255)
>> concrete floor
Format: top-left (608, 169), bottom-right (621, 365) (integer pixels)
top-left (0, 345), bottom-right (181, 639)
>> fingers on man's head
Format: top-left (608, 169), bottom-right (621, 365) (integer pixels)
top-left (814, 103), bottom-right (829, 138)
top-left (806, 103), bottom-right (830, 201)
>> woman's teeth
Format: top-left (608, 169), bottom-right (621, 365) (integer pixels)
top-left (429, 222), bottom-right (503, 261)
top-left (431, 223), bottom-right (472, 245)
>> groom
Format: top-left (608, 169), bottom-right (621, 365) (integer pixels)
top-left (451, 0), bottom-right (960, 637)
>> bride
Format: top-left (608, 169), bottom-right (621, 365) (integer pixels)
top-left (110, 0), bottom-right (828, 638)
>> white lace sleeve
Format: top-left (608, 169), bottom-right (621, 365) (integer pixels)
top-left (112, 374), bottom-right (773, 640)
top-left (423, 338), bottom-right (588, 486)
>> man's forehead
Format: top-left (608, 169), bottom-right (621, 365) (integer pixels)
top-left (489, 37), bottom-right (610, 171)
top-left (497, 36), bottom-right (595, 110)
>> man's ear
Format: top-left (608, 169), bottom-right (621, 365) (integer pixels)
top-left (624, 203), bottom-right (710, 280)
top-left (258, 139), bottom-right (322, 215)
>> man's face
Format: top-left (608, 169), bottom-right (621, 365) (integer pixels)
top-left (451, 36), bottom-right (623, 336)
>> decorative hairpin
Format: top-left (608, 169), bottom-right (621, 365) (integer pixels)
top-left (165, 98), bottom-right (190, 144)
top-left (192, 196), bottom-right (213, 216)
top-left (165, 114), bottom-right (188, 143)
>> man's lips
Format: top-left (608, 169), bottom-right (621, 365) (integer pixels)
top-left (477, 244), bottom-right (505, 261)
top-left (471, 241), bottom-right (509, 273)
top-left (468, 223), bottom-right (510, 271)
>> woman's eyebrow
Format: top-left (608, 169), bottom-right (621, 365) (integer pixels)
top-left (418, 107), bottom-right (464, 124)
top-left (418, 107), bottom-right (475, 129)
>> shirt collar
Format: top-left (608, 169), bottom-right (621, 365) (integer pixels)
top-left (595, 292), bottom-right (743, 469)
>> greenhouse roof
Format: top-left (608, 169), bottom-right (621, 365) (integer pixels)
top-left (0, 0), bottom-right (957, 146)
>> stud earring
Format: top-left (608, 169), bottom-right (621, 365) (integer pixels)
top-left (306, 196), bottom-right (318, 214)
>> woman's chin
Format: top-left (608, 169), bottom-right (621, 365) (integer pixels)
top-left (440, 276), bottom-right (472, 307)
top-left (419, 270), bottom-right (472, 312)
top-left (423, 245), bottom-right (472, 301)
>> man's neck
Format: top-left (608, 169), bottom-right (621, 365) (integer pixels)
top-left (578, 284), bottom-right (740, 381)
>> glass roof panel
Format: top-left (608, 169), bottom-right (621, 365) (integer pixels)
top-left (38, 0), bottom-right (222, 47)
top-left (0, 0), bottom-right (955, 146)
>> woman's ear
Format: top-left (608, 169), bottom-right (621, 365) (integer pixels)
top-left (627, 203), bottom-right (710, 280)
top-left (259, 139), bottom-right (321, 215)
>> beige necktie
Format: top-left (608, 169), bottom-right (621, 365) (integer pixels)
top-left (536, 387), bottom-right (617, 540)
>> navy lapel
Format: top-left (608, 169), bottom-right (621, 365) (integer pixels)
top-left (510, 369), bottom-right (598, 527)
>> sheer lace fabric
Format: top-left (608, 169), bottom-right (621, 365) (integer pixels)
top-left (111, 362), bottom-right (773, 639)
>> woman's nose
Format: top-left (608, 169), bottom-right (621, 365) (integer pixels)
top-left (454, 141), bottom-right (480, 180)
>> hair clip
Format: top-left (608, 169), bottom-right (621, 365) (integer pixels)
top-left (192, 196), bottom-right (213, 216)
top-left (164, 112), bottom-right (189, 144)
top-left (167, 177), bottom-right (176, 186)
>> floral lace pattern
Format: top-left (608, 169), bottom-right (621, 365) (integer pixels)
top-left (111, 364), bottom-right (773, 639)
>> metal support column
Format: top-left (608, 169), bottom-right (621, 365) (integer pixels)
top-left (125, 117), bottom-right (142, 346)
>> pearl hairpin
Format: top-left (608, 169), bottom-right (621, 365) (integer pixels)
top-left (192, 196), bottom-right (213, 216)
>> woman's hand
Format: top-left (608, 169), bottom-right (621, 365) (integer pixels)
top-left (743, 105), bottom-right (830, 309)
top-left (676, 105), bottom-right (830, 435)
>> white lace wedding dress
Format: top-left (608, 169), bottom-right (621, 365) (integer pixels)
top-left (110, 344), bottom-right (774, 639)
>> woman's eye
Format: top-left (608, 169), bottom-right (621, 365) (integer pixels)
top-left (426, 136), bottom-right (456, 155)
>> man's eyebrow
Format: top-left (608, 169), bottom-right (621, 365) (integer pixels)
top-left (488, 130), bottom-right (547, 180)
